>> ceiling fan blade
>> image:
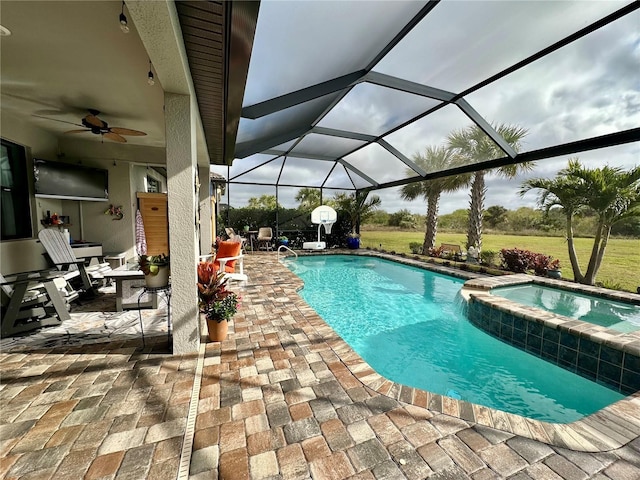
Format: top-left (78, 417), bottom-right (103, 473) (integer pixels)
top-left (110, 127), bottom-right (147, 136)
top-left (103, 132), bottom-right (127, 143)
top-left (85, 114), bottom-right (106, 128)
top-left (65, 129), bottom-right (91, 134)
top-left (32, 114), bottom-right (84, 128)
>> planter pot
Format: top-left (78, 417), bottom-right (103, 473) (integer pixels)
top-left (144, 265), bottom-right (170, 288)
top-left (206, 316), bottom-right (228, 342)
top-left (547, 269), bottom-right (562, 279)
top-left (347, 237), bottom-right (360, 249)
top-left (278, 240), bottom-right (289, 247)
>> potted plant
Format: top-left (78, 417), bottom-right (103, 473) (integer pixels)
top-left (277, 235), bottom-right (289, 247)
top-left (546, 258), bottom-right (562, 278)
top-left (333, 192), bottom-right (381, 249)
top-left (197, 261), bottom-right (239, 341)
top-left (138, 254), bottom-right (170, 288)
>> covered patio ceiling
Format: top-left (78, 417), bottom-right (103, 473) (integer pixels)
top-left (213, 0), bottom-right (639, 198)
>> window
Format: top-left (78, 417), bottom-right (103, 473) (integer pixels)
top-left (147, 175), bottom-right (160, 193)
top-left (1, 139), bottom-right (32, 240)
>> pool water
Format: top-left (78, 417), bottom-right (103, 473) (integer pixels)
top-left (285, 255), bottom-right (624, 423)
top-left (492, 284), bottom-right (640, 333)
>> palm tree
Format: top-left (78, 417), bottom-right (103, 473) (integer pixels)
top-left (400, 146), bottom-right (470, 254)
top-left (447, 123), bottom-right (530, 250)
top-left (295, 187), bottom-right (321, 211)
top-left (332, 192), bottom-right (381, 236)
top-left (520, 164), bottom-right (586, 282)
top-left (521, 159), bottom-right (640, 285)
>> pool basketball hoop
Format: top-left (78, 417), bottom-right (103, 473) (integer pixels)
top-left (303, 205), bottom-right (337, 250)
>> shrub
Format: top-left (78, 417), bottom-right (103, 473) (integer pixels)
top-left (409, 242), bottom-right (422, 254)
top-left (428, 246), bottom-right (444, 258)
top-left (479, 250), bottom-right (497, 266)
top-left (500, 248), bottom-right (537, 273)
top-left (532, 254), bottom-right (561, 276)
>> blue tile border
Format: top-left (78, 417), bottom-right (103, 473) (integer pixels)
top-left (468, 296), bottom-right (640, 395)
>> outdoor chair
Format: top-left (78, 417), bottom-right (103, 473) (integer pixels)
top-left (0, 270), bottom-right (78, 337)
top-left (224, 227), bottom-right (247, 253)
top-left (257, 227), bottom-right (273, 251)
top-left (38, 229), bottom-right (112, 294)
top-left (199, 240), bottom-right (247, 284)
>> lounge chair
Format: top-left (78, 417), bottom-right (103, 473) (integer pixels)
top-left (38, 229), bottom-right (111, 294)
top-left (0, 270), bottom-right (78, 337)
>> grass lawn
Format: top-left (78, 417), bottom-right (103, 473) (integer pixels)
top-left (360, 230), bottom-right (640, 293)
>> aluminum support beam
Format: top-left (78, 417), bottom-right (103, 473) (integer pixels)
top-left (378, 139), bottom-right (427, 176)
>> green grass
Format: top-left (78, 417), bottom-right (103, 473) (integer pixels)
top-left (360, 230), bottom-right (640, 293)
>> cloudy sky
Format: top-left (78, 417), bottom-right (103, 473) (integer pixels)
top-left (213, 0), bottom-right (639, 215)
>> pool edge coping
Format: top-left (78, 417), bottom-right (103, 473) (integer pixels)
top-left (283, 249), bottom-right (640, 453)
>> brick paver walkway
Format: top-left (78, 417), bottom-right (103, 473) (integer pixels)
top-left (1, 252), bottom-right (639, 479)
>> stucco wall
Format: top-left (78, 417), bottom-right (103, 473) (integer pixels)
top-left (1, 113), bottom-right (167, 273)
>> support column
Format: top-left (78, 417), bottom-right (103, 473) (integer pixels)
top-left (165, 92), bottom-right (199, 354)
top-left (199, 165), bottom-right (213, 254)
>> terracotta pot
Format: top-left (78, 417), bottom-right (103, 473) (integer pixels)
top-left (144, 265), bottom-right (170, 288)
top-left (206, 316), bottom-right (228, 342)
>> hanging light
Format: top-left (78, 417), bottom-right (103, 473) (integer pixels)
top-left (119, 1), bottom-right (129, 33)
top-left (147, 60), bottom-right (155, 86)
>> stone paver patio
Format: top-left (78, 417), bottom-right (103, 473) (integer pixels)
top-left (1, 252), bottom-right (639, 479)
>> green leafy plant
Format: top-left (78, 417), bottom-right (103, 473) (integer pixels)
top-left (197, 262), bottom-right (239, 322)
top-left (409, 242), bottom-right (422, 254)
top-left (138, 254), bottom-right (169, 276)
top-left (479, 250), bottom-right (497, 266)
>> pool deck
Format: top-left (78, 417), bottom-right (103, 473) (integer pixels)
top-left (1, 251), bottom-right (639, 479)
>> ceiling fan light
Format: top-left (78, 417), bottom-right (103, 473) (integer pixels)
top-left (119, 2), bottom-right (129, 33)
top-left (119, 13), bottom-right (129, 33)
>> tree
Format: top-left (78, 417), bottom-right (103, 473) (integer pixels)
top-left (247, 194), bottom-right (278, 210)
top-left (295, 188), bottom-right (321, 211)
top-left (484, 205), bottom-right (508, 229)
top-left (400, 146), bottom-right (469, 253)
top-left (447, 123), bottom-right (530, 250)
top-left (332, 192), bottom-right (381, 235)
top-left (520, 159), bottom-right (640, 285)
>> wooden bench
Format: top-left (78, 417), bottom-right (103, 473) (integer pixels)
top-left (440, 243), bottom-right (464, 261)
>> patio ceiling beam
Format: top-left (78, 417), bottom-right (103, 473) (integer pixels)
top-left (241, 70), bottom-right (367, 119)
top-left (264, 151), bottom-right (338, 162)
top-left (456, 99), bottom-right (517, 158)
top-left (337, 159), bottom-right (379, 187)
top-left (311, 126), bottom-right (377, 143)
top-left (362, 128), bottom-right (640, 192)
top-left (364, 0), bottom-right (441, 71)
top-left (457, 2), bottom-right (640, 100)
top-left (229, 180), bottom-right (353, 191)
top-left (235, 125), bottom-right (312, 158)
top-left (364, 71), bottom-right (456, 102)
top-left (378, 139), bottom-right (427, 176)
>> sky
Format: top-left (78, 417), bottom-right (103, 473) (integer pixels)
top-left (213, 0), bottom-right (639, 215)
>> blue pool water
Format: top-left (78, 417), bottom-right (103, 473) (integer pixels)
top-left (285, 255), bottom-right (624, 423)
top-left (492, 284), bottom-right (640, 333)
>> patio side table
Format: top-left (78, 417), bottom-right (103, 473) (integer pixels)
top-left (137, 284), bottom-right (171, 347)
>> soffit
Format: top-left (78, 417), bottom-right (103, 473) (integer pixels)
top-left (176, 0), bottom-right (259, 166)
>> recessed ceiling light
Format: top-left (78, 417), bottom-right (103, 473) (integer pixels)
top-left (0, 25), bottom-right (11, 36)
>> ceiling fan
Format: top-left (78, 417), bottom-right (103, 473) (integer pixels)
top-left (34, 109), bottom-right (147, 143)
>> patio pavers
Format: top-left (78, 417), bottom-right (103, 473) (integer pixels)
top-left (1, 252), bottom-right (639, 479)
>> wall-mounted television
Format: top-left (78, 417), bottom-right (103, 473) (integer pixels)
top-left (34, 159), bottom-right (109, 202)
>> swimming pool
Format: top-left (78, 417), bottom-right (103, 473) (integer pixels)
top-left (285, 255), bottom-right (624, 423)
top-left (492, 284), bottom-right (640, 333)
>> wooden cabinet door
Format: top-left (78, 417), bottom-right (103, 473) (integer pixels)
top-left (137, 192), bottom-right (168, 256)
